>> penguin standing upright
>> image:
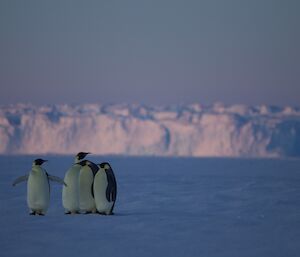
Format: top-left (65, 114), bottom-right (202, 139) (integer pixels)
top-left (12, 159), bottom-right (66, 215)
top-left (78, 160), bottom-right (99, 213)
top-left (62, 152), bottom-right (90, 214)
top-left (94, 162), bottom-right (117, 215)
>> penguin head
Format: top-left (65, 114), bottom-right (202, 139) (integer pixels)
top-left (75, 152), bottom-right (90, 163)
top-left (76, 152), bottom-right (90, 160)
top-left (78, 160), bottom-right (92, 167)
top-left (98, 162), bottom-right (111, 171)
top-left (33, 159), bottom-right (48, 166)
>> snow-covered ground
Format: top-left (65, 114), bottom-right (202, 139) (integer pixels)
top-left (1, 103), bottom-right (300, 157)
top-left (1, 156), bottom-right (300, 257)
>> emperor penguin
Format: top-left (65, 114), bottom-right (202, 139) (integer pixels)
top-left (78, 160), bottom-right (99, 213)
top-left (12, 159), bottom-right (66, 215)
top-left (94, 162), bottom-right (117, 215)
top-left (62, 152), bottom-right (90, 214)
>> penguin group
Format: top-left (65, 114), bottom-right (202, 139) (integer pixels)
top-left (12, 152), bottom-right (117, 216)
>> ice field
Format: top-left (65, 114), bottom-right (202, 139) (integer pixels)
top-left (1, 156), bottom-right (300, 257)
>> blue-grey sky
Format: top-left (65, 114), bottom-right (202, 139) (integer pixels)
top-left (0, 0), bottom-right (299, 106)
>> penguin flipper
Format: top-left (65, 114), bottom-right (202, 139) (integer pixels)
top-left (105, 169), bottom-right (117, 202)
top-left (88, 162), bottom-right (99, 176)
top-left (47, 174), bottom-right (67, 186)
top-left (12, 175), bottom-right (29, 186)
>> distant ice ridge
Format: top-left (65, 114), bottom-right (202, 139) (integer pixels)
top-left (0, 103), bottom-right (300, 157)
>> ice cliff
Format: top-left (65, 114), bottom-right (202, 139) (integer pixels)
top-left (1, 103), bottom-right (300, 157)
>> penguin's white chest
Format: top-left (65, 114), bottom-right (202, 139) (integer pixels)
top-left (62, 165), bottom-right (80, 212)
top-left (94, 171), bottom-right (113, 213)
top-left (27, 168), bottom-right (50, 212)
top-left (79, 167), bottom-right (95, 212)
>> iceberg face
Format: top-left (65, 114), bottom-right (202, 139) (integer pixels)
top-left (0, 103), bottom-right (300, 157)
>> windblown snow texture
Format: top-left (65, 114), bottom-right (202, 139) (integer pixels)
top-left (0, 103), bottom-right (300, 157)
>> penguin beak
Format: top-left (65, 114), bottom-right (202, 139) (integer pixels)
top-left (84, 152), bottom-right (91, 158)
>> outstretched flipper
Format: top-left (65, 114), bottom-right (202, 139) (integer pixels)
top-left (47, 174), bottom-right (67, 187)
top-left (12, 175), bottom-right (29, 186)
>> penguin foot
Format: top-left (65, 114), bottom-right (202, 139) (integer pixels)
top-left (35, 210), bottom-right (45, 216)
top-left (97, 211), bottom-right (113, 215)
top-left (29, 211), bottom-right (36, 215)
top-left (65, 210), bottom-right (80, 214)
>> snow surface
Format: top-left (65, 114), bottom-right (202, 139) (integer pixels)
top-left (1, 103), bottom-right (300, 157)
top-left (1, 156), bottom-right (300, 257)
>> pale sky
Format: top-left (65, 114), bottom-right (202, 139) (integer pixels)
top-left (0, 0), bottom-right (299, 106)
